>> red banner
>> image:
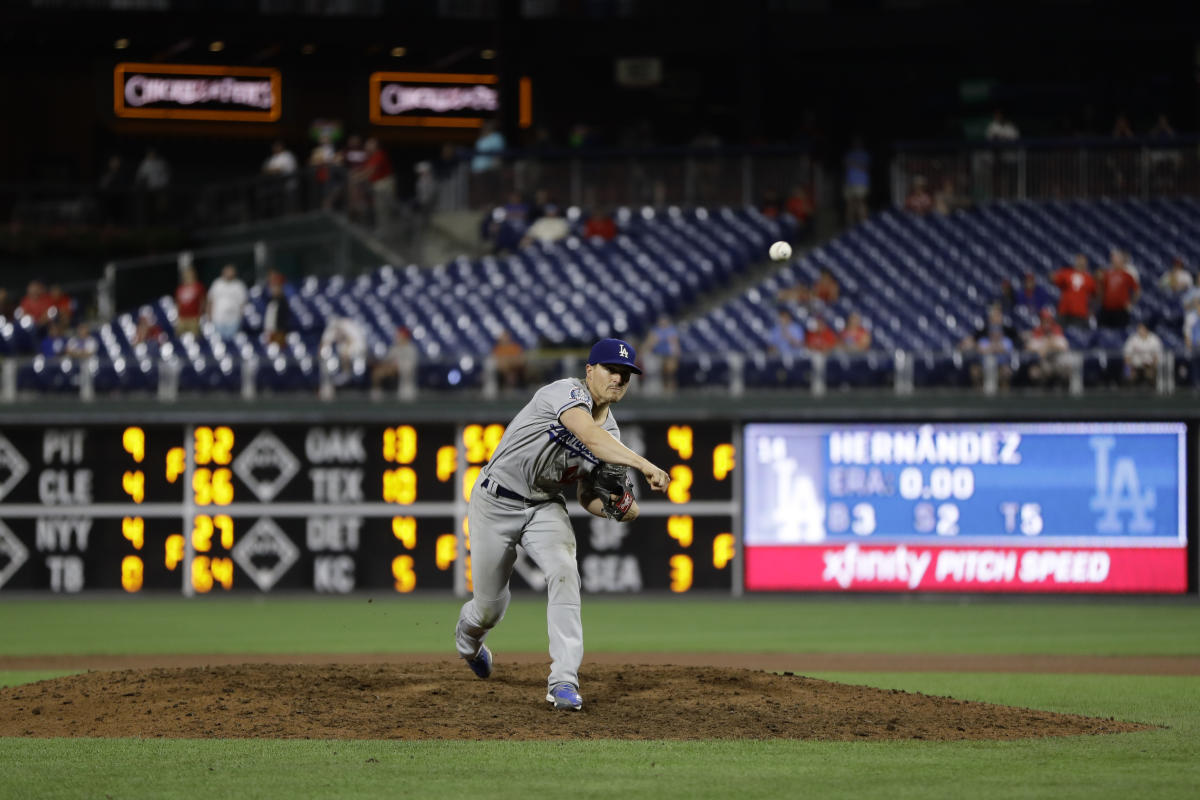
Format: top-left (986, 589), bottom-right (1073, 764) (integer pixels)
top-left (745, 544), bottom-right (1187, 593)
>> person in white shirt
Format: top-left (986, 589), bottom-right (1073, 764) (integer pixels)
top-left (320, 316), bottom-right (367, 375)
top-left (1184, 297), bottom-right (1200, 355)
top-left (521, 204), bottom-right (569, 246)
top-left (206, 264), bottom-right (248, 341)
top-left (1158, 258), bottom-right (1194, 294)
top-left (1123, 323), bottom-right (1163, 387)
top-left (985, 111), bottom-right (1020, 141)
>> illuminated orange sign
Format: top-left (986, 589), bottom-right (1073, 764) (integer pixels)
top-left (113, 63), bottom-right (282, 122)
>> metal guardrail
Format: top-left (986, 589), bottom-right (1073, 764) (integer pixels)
top-left (0, 347), bottom-right (1184, 405)
top-left (890, 135), bottom-right (1200, 207)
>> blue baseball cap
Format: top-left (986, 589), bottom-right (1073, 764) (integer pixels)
top-left (587, 338), bottom-right (641, 374)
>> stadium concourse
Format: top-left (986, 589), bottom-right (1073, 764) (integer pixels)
top-left (1, 198), bottom-right (1198, 397)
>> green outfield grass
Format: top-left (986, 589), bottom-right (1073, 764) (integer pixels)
top-left (1, 596), bottom-right (1198, 799)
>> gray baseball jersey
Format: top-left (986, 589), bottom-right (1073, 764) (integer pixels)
top-left (455, 376), bottom-right (620, 695)
top-left (483, 377), bottom-right (620, 500)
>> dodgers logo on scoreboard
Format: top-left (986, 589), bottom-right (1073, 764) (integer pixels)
top-left (0, 433), bottom-right (30, 501)
top-left (1089, 436), bottom-right (1155, 533)
top-left (230, 517), bottom-right (299, 592)
top-left (232, 430), bottom-right (300, 502)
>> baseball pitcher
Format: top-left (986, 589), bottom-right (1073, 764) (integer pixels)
top-left (454, 338), bottom-right (671, 710)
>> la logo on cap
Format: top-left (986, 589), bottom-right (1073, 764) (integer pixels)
top-left (618, 344), bottom-right (629, 358)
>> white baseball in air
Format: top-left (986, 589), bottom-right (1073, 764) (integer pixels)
top-left (769, 241), bottom-right (792, 262)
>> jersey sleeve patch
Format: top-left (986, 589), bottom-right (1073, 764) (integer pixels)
top-left (556, 384), bottom-right (593, 416)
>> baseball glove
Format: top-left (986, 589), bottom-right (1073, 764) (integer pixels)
top-left (591, 461), bottom-right (634, 521)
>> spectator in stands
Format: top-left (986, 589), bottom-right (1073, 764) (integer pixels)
top-left (1052, 253), bottom-right (1096, 327)
top-left (308, 131), bottom-right (339, 211)
top-left (412, 160), bottom-right (437, 239)
top-left (1158, 257), bottom-right (1193, 295)
top-left (1181, 272), bottom-right (1200, 315)
top-left (1025, 308), bottom-right (1071, 389)
top-left (482, 192), bottom-right (530, 254)
top-left (131, 308), bottom-right (163, 346)
top-left (583, 208), bottom-right (618, 241)
top-left (768, 309), bottom-right (806, 356)
top-left (174, 266), bottom-right (205, 337)
top-left (840, 312), bottom-right (872, 352)
top-left (1123, 323), bottom-right (1163, 387)
top-left (1148, 114), bottom-right (1176, 140)
top-left (491, 329), bottom-right (527, 390)
top-left (985, 111), bottom-right (1020, 141)
top-left (1097, 249), bottom-right (1140, 328)
top-left (0, 288), bottom-right (14, 319)
top-left (904, 176), bottom-right (934, 216)
top-left (39, 320), bottom-right (67, 358)
top-left (1111, 114), bottom-right (1135, 139)
top-left (133, 147), bottom-right (170, 222)
top-left (785, 184), bottom-right (813, 238)
top-left (262, 140), bottom-right (299, 215)
top-left (1015, 273), bottom-right (1053, 312)
top-left (261, 278), bottom-right (290, 347)
top-left (933, 177), bottom-right (962, 215)
top-left (45, 284), bottom-right (73, 326)
top-left (19, 281), bottom-right (55, 331)
top-left (964, 303), bottom-right (1020, 350)
top-left (521, 204), bottom-right (569, 247)
top-left (1184, 296), bottom-right (1200, 355)
top-left (805, 317), bottom-right (839, 354)
top-left (207, 264), bottom-right (248, 341)
top-left (643, 314), bottom-right (681, 393)
top-left (320, 316), bottom-right (368, 377)
top-left (340, 135), bottom-right (370, 223)
top-left (776, 280), bottom-right (813, 309)
top-left (996, 278), bottom-right (1017, 313)
top-left (814, 269), bottom-right (840, 304)
top-left (64, 322), bottom-right (98, 359)
top-left (360, 137), bottom-right (396, 232)
top-left (969, 323), bottom-right (1014, 390)
top-left (471, 121), bottom-right (506, 173)
top-left (843, 137), bottom-right (870, 226)
top-left (371, 326), bottom-right (419, 400)
top-left (760, 188), bottom-right (783, 219)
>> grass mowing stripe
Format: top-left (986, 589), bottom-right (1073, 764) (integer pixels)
top-left (1, 596), bottom-right (1197, 656)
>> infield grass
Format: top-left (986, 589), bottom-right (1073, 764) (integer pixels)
top-left (1, 596), bottom-right (1198, 799)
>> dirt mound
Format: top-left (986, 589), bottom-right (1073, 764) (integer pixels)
top-left (0, 662), bottom-right (1150, 741)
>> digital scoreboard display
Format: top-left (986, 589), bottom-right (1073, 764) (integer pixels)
top-left (743, 422), bottom-right (1188, 593)
top-left (0, 422), bottom-right (736, 595)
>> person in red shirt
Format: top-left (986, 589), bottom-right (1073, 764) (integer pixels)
top-left (785, 184), bottom-right (813, 235)
top-left (813, 269), bottom-right (840, 304)
top-left (840, 312), bottom-right (872, 352)
top-left (904, 176), bottom-right (934, 216)
top-left (583, 209), bottom-right (618, 241)
top-left (1051, 253), bottom-right (1096, 328)
top-left (358, 137), bottom-right (396, 232)
top-left (1097, 249), bottom-right (1140, 328)
top-left (19, 281), bottom-right (55, 331)
top-left (1026, 307), bottom-right (1071, 388)
top-left (174, 266), bottom-right (206, 337)
top-left (806, 317), bottom-right (839, 353)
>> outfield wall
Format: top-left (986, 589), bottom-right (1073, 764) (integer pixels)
top-left (0, 393), bottom-right (1195, 597)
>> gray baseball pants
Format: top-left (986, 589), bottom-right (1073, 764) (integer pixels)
top-left (455, 480), bottom-right (583, 690)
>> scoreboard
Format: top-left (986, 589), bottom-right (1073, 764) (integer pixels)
top-left (742, 422), bottom-right (1190, 593)
top-left (0, 421), bottom-right (736, 595)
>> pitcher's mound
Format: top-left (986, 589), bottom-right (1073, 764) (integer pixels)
top-left (0, 662), bottom-right (1150, 741)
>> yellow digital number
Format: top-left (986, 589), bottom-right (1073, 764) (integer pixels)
top-left (193, 468), bottom-right (233, 506)
top-left (483, 424), bottom-right (504, 460)
top-left (713, 443), bottom-right (735, 481)
top-left (462, 465), bottom-right (482, 502)
top-left (463, 424), bottom-right (505, 464)
top-left (382, 467), bottom-right (417, 504)
top-left (214, 514), bottom-right (234, 549)
top-left (165, 534), bottom-right (184, 570)
top-left (669, 554), bottom-right (693, 593)
top-left (713, 533), bottom-right (735, 569)
top-left (194, 426), bottom-right (213, 466)
top-left (192, 556), bottom-right (213, 593)
top-left (667, 465), bottom-right (693, 504)
top-left (122, 516), bottom-right (144, 550)
top-left (383, 425), bottom-right (418, 464)
top-left (392, 555), bottom-right (416, 593)
top-left (122, 470), bottom-right (145, 504)
top-left (667, 425), bottom-right (694, 459)
top-left (121, 555), bottom-right (143, 592)
top-left (392, 516), bottom-right (417, 549)
top-left (212, 427), bottom-right (233, 465)
top-left (436, 445), bottom-right (457, 482)
top-left (192, 514), bottom-right (213, 552)
top-left (435, 533), bottom-right (457, 570)
top-left (210, 557), bottom-right (234, 590)
top-left (165, 447), bottom-right (185, 483)
top-left (667, 515), bottom-right (694, 547)
top-left (122, 426), bottom-right (145, 464)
